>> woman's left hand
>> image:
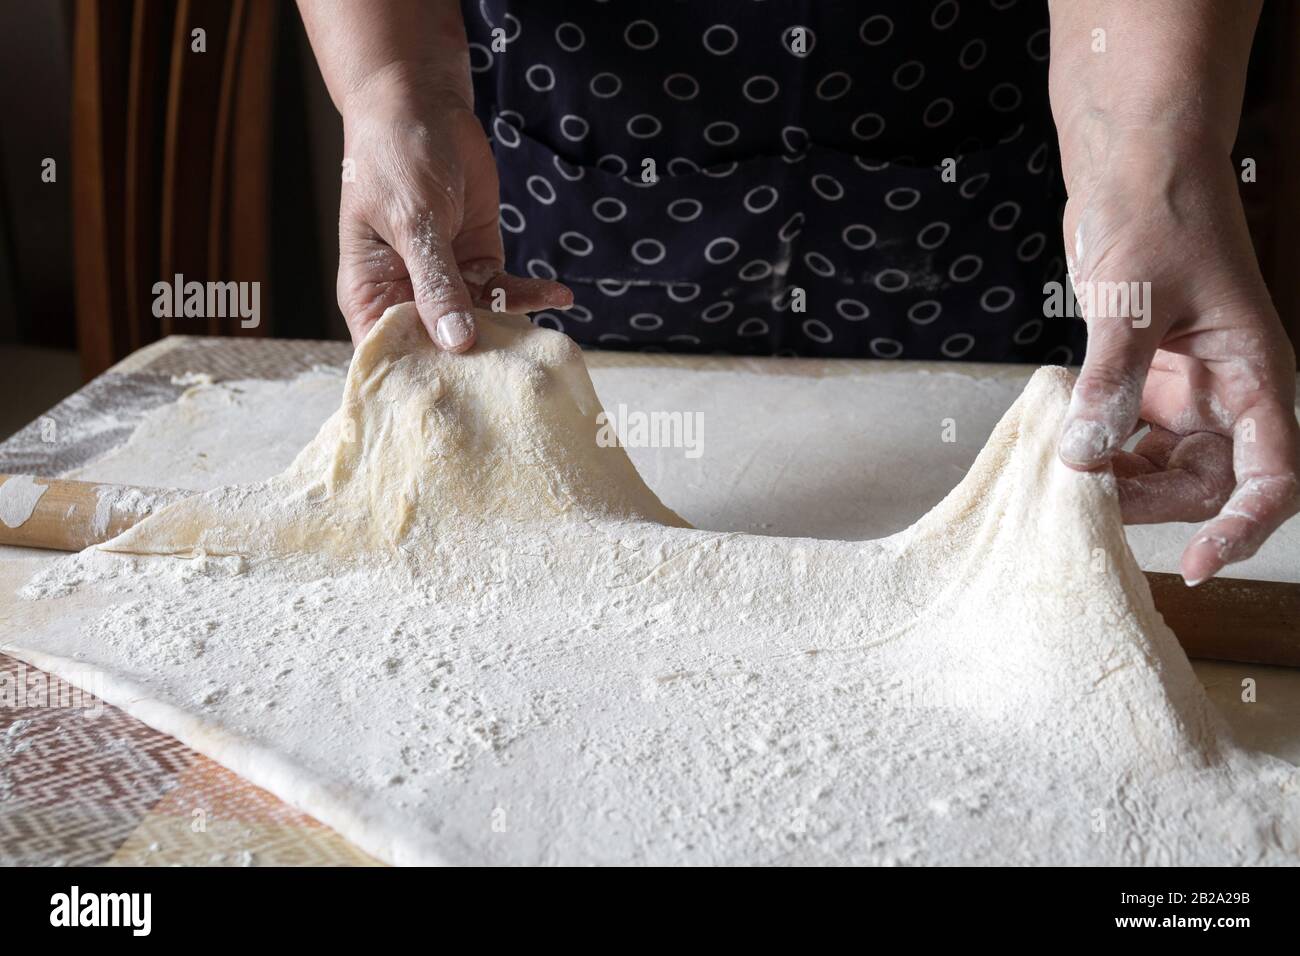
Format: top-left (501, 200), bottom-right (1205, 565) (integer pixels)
top-left (1055, 135), bottom-right (1299, 585)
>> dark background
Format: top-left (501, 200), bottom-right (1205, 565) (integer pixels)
top-left (0, 0), bottom-right (347, 360)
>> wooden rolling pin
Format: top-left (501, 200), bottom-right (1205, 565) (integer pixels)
top-left (0, 473), bottom-right (1297, 667)
top-left (1144, 573), bottom-right (1300, 668)
top-left (0, 473), bottom-right (187, 552)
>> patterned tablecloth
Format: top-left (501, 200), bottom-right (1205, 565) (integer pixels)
top-left (0, 336), bottom-right (382, 866)
top-left (0, 655), bottom-right (378, 866)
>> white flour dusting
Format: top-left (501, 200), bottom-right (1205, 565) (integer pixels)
top-left (170, 372), bottom-right (215, 387)
top-left (6, 305), bottom-right (1298, 866)
top-left (90, 484), bottom-right (160, 537)
top-left (0, 474), bottom-right (47, 528)
top-left (69, 367), bottom-right (345, 492)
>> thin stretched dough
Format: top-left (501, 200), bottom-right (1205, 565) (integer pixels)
top-left (6, 304), bottom-right (1298, 865)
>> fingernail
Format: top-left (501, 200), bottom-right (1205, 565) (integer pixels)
top-left (435, 311), bottom-right (474, 351)
top-left (1182, 574), bottom-right (1204, 587)
top-left (1059, 419), bottom-right (1110, 466)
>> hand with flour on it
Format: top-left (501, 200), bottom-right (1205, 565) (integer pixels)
top-left (1056, 137), bottom-right (1298, 586)
top-left (298, 0), bottom-right (572, 349)
top-left (1048, 0), bottom-right (1300, 585)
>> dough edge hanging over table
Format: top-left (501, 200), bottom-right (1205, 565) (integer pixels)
top-left (5, 304), bottom-right (1299, 865)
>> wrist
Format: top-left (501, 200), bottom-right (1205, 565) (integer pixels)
top-left (340, 58), bottom-right (473, 121)
top-left (1057, 119), bottom-right (1234, 198)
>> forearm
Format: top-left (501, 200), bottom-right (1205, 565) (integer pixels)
top-left (296, 0), bottom-right (472, 114)
top-left (1047, 0), bottom-right (1261, 191)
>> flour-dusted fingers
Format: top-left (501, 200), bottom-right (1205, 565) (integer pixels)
top-left (337, 229), bottom-right (416, 343)
top-left (448, 134), bottom-right (572, 317)
top-left (1109, 424), bottom-right (1185, 479)
top-left (460, 258), bottom-right (574, 315)
top-left (1110, 449), bottom-right (1157, 480)
top-left (1057, 318), bottom-right (1161, 472)
top-left (392, 211), bottom-right (478, 353)
top-left (480, 273), bottom-right (574, 313)
top-left (1118, 431), bottom-right (1234, 525)
top-left (1181, 396), bottom-right (1300, 585)
top-left (1130, 424), bottom-right (1185, 470)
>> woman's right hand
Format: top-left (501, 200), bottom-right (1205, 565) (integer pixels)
top-left (337, 78), bottom-right (572, 349)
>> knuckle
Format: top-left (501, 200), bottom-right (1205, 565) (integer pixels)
top-left (1197, 476), bottom-right (1233, 517)
top-left (401, 191), bottom-right (459, 241)
top-left (1074, 363), bottom-right (1143, 409)
top-left (410, 268), bottom-right (460, 309)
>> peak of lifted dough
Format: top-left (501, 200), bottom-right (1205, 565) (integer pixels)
top-left (337, 304), bottom-right (687, 527)
top-left (101, 303), bottom-right (684, 561)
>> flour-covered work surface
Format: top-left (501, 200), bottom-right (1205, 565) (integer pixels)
top-left (3, 304), bottom-right (1298, 866)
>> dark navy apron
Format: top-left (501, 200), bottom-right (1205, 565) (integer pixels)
top-left (464, 0), bottom-right (1084, 362)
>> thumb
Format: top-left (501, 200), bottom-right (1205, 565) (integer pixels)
top-left (1058, 318), bottom-right (1157, 470)
top-left (393, 215), bottom-right (478, 353)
